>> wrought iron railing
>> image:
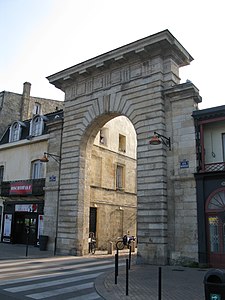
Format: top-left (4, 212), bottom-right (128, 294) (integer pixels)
top-left (203, 162), bottom-right (225, 172)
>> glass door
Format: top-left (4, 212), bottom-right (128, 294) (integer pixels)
top-left (206, 189), bottom-right (225, 267)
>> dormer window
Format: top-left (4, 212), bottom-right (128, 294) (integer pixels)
top-left (33, 102), bottom-right (41, 115)
top-left (29, 115), bottom-right (46, 137)
top-left (9, 121), bottom-right (25, 142)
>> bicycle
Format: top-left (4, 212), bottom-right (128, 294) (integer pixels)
top-left (88, 232), bottom-right (96, 254)
top-left (116, 235), bottom-right (135, 250)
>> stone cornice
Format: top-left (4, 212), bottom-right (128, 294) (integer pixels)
top-left (47, 30), bottom-right (193, 90)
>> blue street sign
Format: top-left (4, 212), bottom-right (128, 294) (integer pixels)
top-left (180, 159), bottom-right (189, 169)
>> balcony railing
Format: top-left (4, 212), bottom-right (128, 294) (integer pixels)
top-left (202, 162), bottom-right (225, 172)
top-left (0, 178), bottom-right (45, 197)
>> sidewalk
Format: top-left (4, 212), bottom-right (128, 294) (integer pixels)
top-left (0, 242), bottom-right (53, 260)
top-left (95, 259), bottom-right (208, 300)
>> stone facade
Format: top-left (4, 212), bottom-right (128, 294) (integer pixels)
top-left (47, 30), bottom-right (202, 264)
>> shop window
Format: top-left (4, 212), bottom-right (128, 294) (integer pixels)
top-left (0, 165), bottom-right (4, 182)
top-left (99, 128), bottom-right (108, 146)
top-left (116, 164), bottom-right (124, 190)
top-left (30, 116), bottom-right (44, 137)
top-left (31, 160), bottom-right (44, 179)
top-left (119, 134), bottom-right (126, 153)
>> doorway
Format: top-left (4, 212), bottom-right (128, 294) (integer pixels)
top-left (14, 213), bottom-right (37, 245)
top-left (206, 188), bottom-right (225, 267)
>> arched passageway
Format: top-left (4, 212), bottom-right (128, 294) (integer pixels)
top-left (45, 30), bottom-right (201, 264)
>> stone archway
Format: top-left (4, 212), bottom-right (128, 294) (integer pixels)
top-left (47, 30), bottom-right (201, 265)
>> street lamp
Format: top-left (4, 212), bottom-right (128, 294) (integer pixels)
top-left (40, 151), bottom-right (61, 255)
top-left (149, 131), bottom-right (171, 150)
top-left (40, 152), bottom-right (61, 164)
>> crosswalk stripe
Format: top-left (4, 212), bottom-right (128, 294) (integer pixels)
top-left (27, 282), bottom-right (94, 299)
top-left (0, 262), bottom-right (114, 286)
top-left (0, 263), bottom-right (114, 286)
top-left (0, 258), bottom-right (111, 275)
top-left (67, 292), bottom-right (101, 300)
top-left (4, 272), bottom-right (103, 293)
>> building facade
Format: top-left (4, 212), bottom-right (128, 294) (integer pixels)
top-left (90, 116), bottom-right (137, 250)
top-left (46, 29), bottom-right (202, 264)
top-left (193, 105), bottom-right (225, 267)
top-left (0, 110), bottom-right (63, 245)
top-left (0, 82), bottom-right (63, 241)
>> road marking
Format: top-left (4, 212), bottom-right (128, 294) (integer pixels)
top-left (27, 282), bottom-right (94, 299)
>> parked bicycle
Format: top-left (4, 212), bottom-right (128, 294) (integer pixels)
top-left (88, 232), bottom-right (96, 254)
top-left (116, 234), bottom-right (136, 250)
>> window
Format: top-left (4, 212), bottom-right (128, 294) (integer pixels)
top-left (119, 134), bottom-right (126, 153)
top-left (99, 128), bottom-right (108, 146)
top-left (116, 165), bottom-right (124, 190)
top-left (30, 116), bottom-right (44, 137)
top-left (0, 165), bottom-right (4, 182)
top-left (9, 122), bottom-right (21, 142)
top-left (33, 102), bottom-right (41, 115)
top-left (223, 133), bottom-right (225, 161)
top-left (31, 160), bottom-right (44, 179)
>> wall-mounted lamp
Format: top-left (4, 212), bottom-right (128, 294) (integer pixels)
top-left (149, 131), bottom-right (171, 151)
top-left (40, 152), bottom-right (61, 164)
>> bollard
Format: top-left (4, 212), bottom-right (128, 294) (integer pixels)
top-left (128, 245), bottom-right (131, 269)
top-left (108, 241), bottom-right (113, 254)
top-left (158, 267), bottom-right (162, 300)
top-left (130, 240), bottom-right (135, 252)
top-left (115, 252), bottom-right (118, 284)
top-left (126, 258), bottom-right (129, 296)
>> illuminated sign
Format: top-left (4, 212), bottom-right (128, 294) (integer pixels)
top-left (10, 182), bottom-right (32, 195)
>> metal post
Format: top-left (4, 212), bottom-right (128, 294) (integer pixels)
top-left (129, 245), bottom-right (131, 269)
top-left (158, 267), bottom-right (162, 300)
top-left (126, 258), bottom-right (129, 296)
top-left (115, 252), bottom-right (118, 284)
top-left (25, 227), bottom-right (30, 257)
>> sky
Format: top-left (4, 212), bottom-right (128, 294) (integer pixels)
top-left (0, 0), bottom-right (224, 109)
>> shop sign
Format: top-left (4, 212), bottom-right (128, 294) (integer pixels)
top-left (15, 204), bottom-right (38, 212)
top-left (10, 182), bottom-right (32, 195)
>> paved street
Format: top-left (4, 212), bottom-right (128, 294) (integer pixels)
top-left (0, 243), bottom-right (210, 300)
top-left (0, 255), bottom-right (115, 300)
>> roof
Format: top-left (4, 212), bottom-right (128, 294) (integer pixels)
top-left (0, 110), bottom-right (63, 145)
top-left (192, 105), bottom-right (225, 121)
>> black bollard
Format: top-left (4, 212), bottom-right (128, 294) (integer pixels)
top-left (115, 252), bottom-right (118, 284)
top-left (128, 245), bottom-right (131, 269)
top-left (158, 266), bottom-right (162, 300)
top-left (25, 227), bottom-right (30, 257)
top-left (126, 258), bottom-right (129, 296)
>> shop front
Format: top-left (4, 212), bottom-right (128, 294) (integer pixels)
top-left (2, 201), bottom-right (44, 245)
top-left (1, 179), bottom-right (45, 245)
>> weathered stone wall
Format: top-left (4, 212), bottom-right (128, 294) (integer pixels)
top-left (90, 144), bottom-right (137, 249)
top-left (47, 30), bottom-right (201, 264)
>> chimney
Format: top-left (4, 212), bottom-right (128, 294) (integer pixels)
top-left (23, 82), bottom-right (31, 98)
top-left (21, 82), bottom-right (31, 120)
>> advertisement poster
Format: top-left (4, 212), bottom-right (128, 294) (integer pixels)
top-left (37, 215), bottom-right (44, 238)
top-left (3, 214), bottom-right (12, 237)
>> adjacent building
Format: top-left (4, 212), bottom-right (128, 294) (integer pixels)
top-left (193, 105), bottom-right (225, 267)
